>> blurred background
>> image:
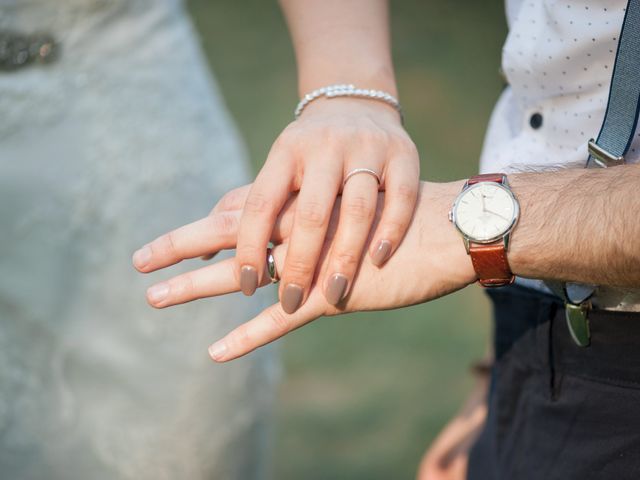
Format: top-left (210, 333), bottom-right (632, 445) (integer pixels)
top-left (187, 1), bottom-right (507, 478)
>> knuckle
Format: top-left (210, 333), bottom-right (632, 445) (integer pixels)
top-left (217, 188), bottom-right (244, 212)
top-left (273, 126), bottom-right (303, 152)
top-left (297, 200), bottom-right (328, 229)
top-left (344, 195), bottom-right (374, 221)
top-left (210, 212), bottom-right (238, 234)
top-left (381, 217), bottom-right (406, 239)
top-left (226, 261), bottom-right (242, 288)
top-left (176, 272), bottom-right (196, 298)
top-left (244, 191), bottom-right (275, 215)
top-left (230, 323), bottom-right (253, 351)
top-left (237, 242), bottom-right (264, 262)
top-left (269, 308), bottom-right (292, 335)
top-left (393, 182), bottom-right (418, 203)
top-left (329, 125), bottom-right (355, 143)
top-left (271, 137), bottom-right (290, 155)
top-left (164, 230), bottom-right (179, 256)
top-left (334, 250), bottom-right (360, 269)
top-left (315, 125), bottom-right (357, 148)
top-left (362, 127), bottom-right (390, 145)
top-left (215, 194), bottom-right (231, 212)
top-left (285, 257), bottom-right (314, 278)
top-left (394, 136), bottom-right (419, 155)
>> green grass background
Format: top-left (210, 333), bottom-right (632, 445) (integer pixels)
top-left (187, 1), bottom-right (507, 478)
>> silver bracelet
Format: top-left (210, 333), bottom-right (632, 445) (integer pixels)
top-left (294, 84), bottom-right (403, 123)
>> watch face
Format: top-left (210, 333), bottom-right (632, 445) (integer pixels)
top-left (452, 182), bottom-right (519, 243)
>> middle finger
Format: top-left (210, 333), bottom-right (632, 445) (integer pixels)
top-left (278, 159), bottom-right (342, 314)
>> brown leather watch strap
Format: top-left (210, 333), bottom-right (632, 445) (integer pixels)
top-left (467, 173), bottom-right (506, 185)
top-left (466, 173), bottom-right (514, 288)
top-left (469, 244), bottom-right (514, 287)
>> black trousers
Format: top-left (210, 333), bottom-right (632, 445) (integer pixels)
top-left (467, 284), bottom-right (640, 480)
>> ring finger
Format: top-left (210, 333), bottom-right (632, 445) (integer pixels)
top-left (323, 162), bottom-right (382, 306)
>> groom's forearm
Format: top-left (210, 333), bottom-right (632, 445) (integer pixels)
top-left (503, 164), bottom-right (640, 287)
top-left (279, 0), bottom-right (397, 96)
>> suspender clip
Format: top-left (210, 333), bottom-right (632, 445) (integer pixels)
top-left (588, 139), bottom-right (625, 168)
top-left (565, 301), bottom-right (592, 348)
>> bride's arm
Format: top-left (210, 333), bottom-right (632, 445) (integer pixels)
top-left (231, 0), bottom-right (420, 317)
top-left (280, 0), bottom-right (397, 96)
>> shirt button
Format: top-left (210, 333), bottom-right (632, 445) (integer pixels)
top-left (529, 112), bottom-right (543, 129)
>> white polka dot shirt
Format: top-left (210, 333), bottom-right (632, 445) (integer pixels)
top-left (480, 0), bottom-right (640, 173)
top-left (479, 1), bottom-right (640, 309)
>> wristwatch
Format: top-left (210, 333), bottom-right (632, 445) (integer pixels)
top-left (448, 173), bottom-right (520, 287)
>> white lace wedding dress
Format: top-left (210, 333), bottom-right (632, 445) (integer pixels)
top-left (0, 1), bottom-right (279, 478)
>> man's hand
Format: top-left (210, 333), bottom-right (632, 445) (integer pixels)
top-left (416, 376), bottom-right (488, 480)
top-left (132, 180), bottom-right (476, 361)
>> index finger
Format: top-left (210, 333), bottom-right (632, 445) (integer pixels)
top-left (132, 212), bottom-right (242, 273)
top-left (133, 193), bottom-right (301, 273)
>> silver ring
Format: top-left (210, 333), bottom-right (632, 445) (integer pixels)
top-left (343, 168), bottom-right (381, 187)
top-left (266, 247), bottom-right (279, 283)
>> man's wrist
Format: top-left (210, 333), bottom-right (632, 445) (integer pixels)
top-left (420, 180), bottom-right (477, 287)
top-left (504, 169), bottom-right (583, 282)
top-left (505, 170), bottom-right (575, 281)
top-left (447, 175), bottom-right (519, 287)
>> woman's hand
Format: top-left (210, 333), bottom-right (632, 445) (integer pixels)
top-left (235, 97), bottom-right (420, 315)
top-left (416, 377), bottom-right (489, 480)
top-left (132, 180), bottom-right (476, 362)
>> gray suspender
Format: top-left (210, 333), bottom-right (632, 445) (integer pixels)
top-left (587, 0), bottom-right (640, 168)
top-left (548, 0), bottom-right (640, 346)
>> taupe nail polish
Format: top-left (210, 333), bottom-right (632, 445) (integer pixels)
top-left (326, 274), bottom-right (348, 305)
top-left (282, 283), bottom-right (303, 314)
top-left (371, 240), bottom-right (391, 267)
top-left (240, 265), bottom-right (258, 296)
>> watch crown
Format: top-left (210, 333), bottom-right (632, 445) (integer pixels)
top-left (448, 210), bottom-right (453, 222)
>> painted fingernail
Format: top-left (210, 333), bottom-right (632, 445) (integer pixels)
top-left (371, 240), bottom-right (392, 267)
top-left (326, 273), bottom-right (348, 305)
top-left (282, 283), bottom-right (303, 314)
top-left (208, 340), bottom-right (227, 361)
top-left (133, 246), bottom-right (152, 269)
top-left (147, 282), bottom-right (169, 304)
top-left (240, 265), bottom-right (258, 296)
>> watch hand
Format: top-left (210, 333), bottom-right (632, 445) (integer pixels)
top-left (485, 209), bottom-right (510, 222)
top-left (481, 194), bottom-right (486, 212)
